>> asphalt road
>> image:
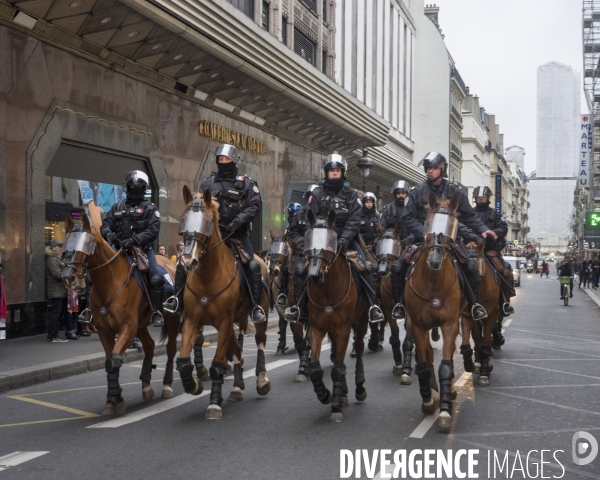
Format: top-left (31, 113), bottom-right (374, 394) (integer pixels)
top-left (1, 273), bottom-right (600, 479)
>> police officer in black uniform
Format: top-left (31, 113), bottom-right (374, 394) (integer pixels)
top-left (460, 186), bottom-right (515, 316)
top-left (285, 155), bottom-right (384, 323)
top-left (100, 170), bottom-right (165, 327)
top-left (359, 192), bottom-right (381, 249)
top-left (391, 152), bottom-right (497, 322)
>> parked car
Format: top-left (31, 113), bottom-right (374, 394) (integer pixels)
top-left (504, 256), bottom-right (522, 287)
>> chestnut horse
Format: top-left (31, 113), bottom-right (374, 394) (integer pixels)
top-left (460, 239), bottom-right (501, 386)
top-left (268, 233), bottom-right (310, 382)
top-left (304, 210), bottom-right (369, 422)
top-left (403, 193), bottom-right (465, 429)
top-left (175, 186), bottom-right (271, 420)
top-left (62, 213), bottom-right (179, 416)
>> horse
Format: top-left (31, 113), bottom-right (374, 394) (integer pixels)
top-left (460, 239), bottom-right (502, 386)
top-left (61, 213), bottom-right (179, 416)
top-left (303, 209), bottom-right (369, 422)
top-left (268, 232), bottom-right (310, 382)
top-left (175, 186), bottom-right (271, 420)
top-left (403, 193), bottom-right (465, 429)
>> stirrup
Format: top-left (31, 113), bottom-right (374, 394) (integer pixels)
top-left (284, 305), bottom-right (300, 323)
top-left (276, 293), bottom-right (287, 306)
top-left (77, 308), bottom-right (93, 325)
top-left (470, 304), bottom-right (488, 321)
top-left (163, 295), bottom-right (179, 314)
top-left (252, 305), bottom-right (266, 323)
top-left (392, 303), bottom-right (406, 320)
top-left (151, 311), bottom-right (164, 327)
top-left (368, 305), bottom-right (384, 324)
top-left (502, 303), bottom-right (514, 316)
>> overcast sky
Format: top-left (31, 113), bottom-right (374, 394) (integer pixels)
top-left (432, 0), bottom-right (585, 174)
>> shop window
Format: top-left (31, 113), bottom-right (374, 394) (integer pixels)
top-left (282, 15), bottom-right (288, 45)
top-left (226, 0), bottom-right (255, 19)
top-left (262, 1), bottom-right (269, 30)
top-left (294, 28), bottom-right (316, 66)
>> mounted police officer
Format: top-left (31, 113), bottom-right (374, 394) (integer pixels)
top-left (391, 152), bottom-right (498, 322)
top-left (461, 186), bottom-right (515, 317)
top-left (285, 154), bottom-right (384, 323)
top-left (359, 192), bottom-right (381, 249)
top-left (100, 170), bottom-right (165, 327)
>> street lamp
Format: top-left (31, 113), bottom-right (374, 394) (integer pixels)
top-left (356, 147), bottom-right (373, 193)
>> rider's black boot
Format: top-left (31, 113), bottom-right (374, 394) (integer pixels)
top-left (285, 265), bottom-right (307, 323)
top-left (150, 274), bottom-right (166, 327)
top-left (276, 319), bottom-right (288, 355)
top-left (391, 259), bottom-right (407, 320)
top-left (164, 263), bottom-right (186, 314)
top-left (463, 266), bottom-right (487, 321)
top-left (248, 260), bottom-right (266, 323)
top-left (363, 262), bottom-right (384, 323)
top-left (276, 265), bottom-right (290, 306)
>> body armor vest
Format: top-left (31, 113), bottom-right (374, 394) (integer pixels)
top-left (360, 210), bottom-right (379, 243)
top-left (113, 200), bottom-right (150, 240)
top-left (321, 186), bottom-right (351, 228)
top-left (416, 182), bottom-right (459, 223)
top-left (209, 175), bottom-right (246, 227)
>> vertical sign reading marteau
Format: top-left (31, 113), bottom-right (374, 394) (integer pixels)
top-left (579, 115), bottom-right (591, 188)
top-left (495, 174), bottom-right (502, 213)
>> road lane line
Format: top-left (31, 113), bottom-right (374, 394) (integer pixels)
top-left (408, 411), bottom-right (440, 439)
top-left (499, 360), bottom-right (600, 380)
top-left (530, 344), bottom-right (600, 358)
top-left (88, 359), bottom-right (297, 428)
top-left (503, 318), bottom-right (512, 328)
top-left (7, 396), bottom-right (100, 418)
top-left (454, 371), bottom-right (472, 387)
top-left (0, 452), bottom-right (49, 472)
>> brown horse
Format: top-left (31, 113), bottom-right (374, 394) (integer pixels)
top-left (304, 210), bottom-right (369, 422)
top-left (62, 213), bottom-right (179, 416)
top-left (175, 186), bottom-right (271, 420)
top-left (403, 193), bottom-right (465, 429)
top-left (460, 240), bottom-right (502, 386)
top-left (268, 232), bottom-right (310, 382)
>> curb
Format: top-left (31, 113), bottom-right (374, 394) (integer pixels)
top-left (582, 286), bottom-right (600, 308)
top-left (0, 319), bottom-right (279, 394)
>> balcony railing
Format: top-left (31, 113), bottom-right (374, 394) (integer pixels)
top-left (451, 66), bottom-right (466, 94)
top-left (451, 142), bottom-right (462, 158)
top-left (451, 105), bottom-right (462, 122)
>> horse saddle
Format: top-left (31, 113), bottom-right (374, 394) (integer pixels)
top-left (124, 250), bottom-right (175, 295)
top-left (342, 250), bottom-right (366, 273)
top-left (226, 238), bottom-right (252, 265)
top-left (485, 250), bottom-right (504, 274)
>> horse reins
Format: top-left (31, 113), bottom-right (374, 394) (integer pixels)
top-left (307, 256), bottom-right (354, 312)
top-left (89, 259), bottom-right (136, 316)
top-left (185, 260), bottom-right (238, 307)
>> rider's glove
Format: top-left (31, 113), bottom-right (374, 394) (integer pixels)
top-left (226, 220), bottom-right (241, 236)
top-left (120, 238), bottom-right (136, 249)
top-left (106, 232), bottom-right (119, 247)
top-left (337, 237), bottom-right (349, 250)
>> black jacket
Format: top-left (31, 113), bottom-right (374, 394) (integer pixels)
top-left (359, 207), bottom-right (381, 244)
top-left (380, 200), bottom-right (414, 244)
top-left (459, 206), bottom-right (508, 251)
top-left (288, 206), bottom-right (309, 248)
top-left (308, 183), bottom-right (361, 242)
top-left (101, 199), bottom-right (160, 250)
top-left (558, 261), bottom-right (574, 277)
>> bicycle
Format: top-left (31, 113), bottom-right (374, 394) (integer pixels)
top-left (559, 277), bottom-right (571, 306)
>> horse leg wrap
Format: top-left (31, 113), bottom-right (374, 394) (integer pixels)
top-left (391, 260), bottom-right (406, 305)
top-left (278, 319), bottom-right (287, 348)
top-left (308, 361), bottom-right (329, 403)
top-left (163, 359), bottom-right (174, 385)
top-left (438, 360), bottom-right (454, 416)
top-left (415, 362), bottom-right (432, 403)
top-left (389, 333), bottom-right (402, 365)
top-left (331, 362), bottom-right (347, 412)
top-left (233, 362), bottom-right (245, 390)
top-left (492, 322), bottom-right (505, 346)
top-left (193, 332), bottom-right (205, 372)
top-left (354, 357), bottom-right (366, 394)
top-left (299, 340), bottom-right (310, 375)
top-left (460, 344), bottom-right (474, 373)
top-left (105, 353), bottom-right (123, 403)
top-left (429, 364), bottom-right (439, 393)
top-left (368, 323), bottom-right (380, 350)
top-left (139, 357), bottom-right (155, 384)
top-left (479, 345), bottom-right (491, 378)
top-left (255, 349), bottom-right (266, 376)
top-left (402, 338), bottom-right (414, 375)
top-left (237, 332), bottom-right (245, 353)
top-left (176, 357), bottom-right (197, 394)
top-left (209, 361), bottom-right (227, 406)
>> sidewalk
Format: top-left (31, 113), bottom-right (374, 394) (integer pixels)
top-left (581, 283), bottom-right (600, 308)
top-left (0, 317), bottom-right (279, 393)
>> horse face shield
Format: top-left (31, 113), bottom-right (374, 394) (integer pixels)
top-left (179, 199), bottom-right (213, 269)
top-left (304, 221), bottom-right (337, 278)
top-left (423, 214), bottom-right (457, 271)
top-left (376, 235), bottom-right (401, 277)
top-left (61, 229), bottom-right (96, 288)
top-left (269, 240), bottom-right (289, 270)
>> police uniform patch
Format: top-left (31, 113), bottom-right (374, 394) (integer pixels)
top-left (155, 210), bottom-right (161, 218)
top-left (404, 197), bottom-right (410, 206)
top-left (253, 185), bottom-right (259, 193)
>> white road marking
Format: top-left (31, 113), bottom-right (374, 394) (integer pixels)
top-left (503, 318), bottom-right (513, 328)
top-left (0, 452), bottom-right (49, 472)
top-left (88, 359), bottom-right (297, 428)
top-left (454, 371), bottom-right (472, 387)
top-left (408, 411), bottom-right (440, 439)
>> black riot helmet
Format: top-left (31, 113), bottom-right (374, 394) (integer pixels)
top-left (391, 180), bottom-right (410, 194)
top-left (305, 184), bottom-right (319, 198)
top-left (215, 144), bottom-right (240, 164)
top-left (287, 203), bottom-right (302, 219)
top-left (362, 192), bottom-right (377, 206)
top-left (123, 170), bottom-right (149, 192)
top-left (422, 152), bottom-right (448, 178)
top-left (323, 154), bottom-right (348, 177)
top-left (472, 185), bottom-right (493, 200)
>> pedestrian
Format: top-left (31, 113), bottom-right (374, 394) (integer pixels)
top-left (157, 245), bottom-right (167, 256)
top-left (45, 239), bottom-right (69, 342)
top-left (170, 241), bottom-right (184, 264)
top-left (65, 288), bottom-right (80, 340)
top-left (592, 256), bottom-right (600, 289)
top-left (557, 256), bottom-right (574, 299)
top-left (540, 260), bottom-right (549, 278)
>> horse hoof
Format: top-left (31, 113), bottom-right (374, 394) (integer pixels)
top-left (197, 366), bottom-right (209, 381)
top-left (492, 344), bottom-right (501, 350)
top-left (142, 386), bottom-right (154, 403)
top-left (330, 412), bottom-right (343, 423)
top-left (355, 389), bottom-right (367, 402)
top-left (421, 400), bottom-right (436, 415)
top-left (102, 403), bottom-right (114, 416)
top-left (451, 385), bottom-right (458, 400)
top-left (256, 381), bottom-right (271, 397)
top-left (320, 390), bottom-right (333, 405)
top-left (400, 374), bottom-right (412, 385)
top-left (342, 396), bottom-right (349, 407)
top-left (161, 386), bottom-right (174, 399)
top-left (431, 329), bottom-right (440, 342)
top-left (228, 386), bottom-right (244, 402)
top-left (295, 374), bottom-right (308, 383)
top-left (488, 357), bottom-right (494, 372)
top-left (205, 404), bottom-right (223, 420)
top-left (478, 376), bottom-right (490, 386)
top-left (393, 365), bottom-right (403, 376)
top-left (113, 400), bottom-right (127, 417)
top-left (436, 411), bottom-right (452, 429)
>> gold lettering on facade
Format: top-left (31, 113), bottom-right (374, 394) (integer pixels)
top-left (197, 121), bottom-right (266, 155)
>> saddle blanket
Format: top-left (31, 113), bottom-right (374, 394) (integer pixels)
top-left (124, 252), bottom-right (175, 295)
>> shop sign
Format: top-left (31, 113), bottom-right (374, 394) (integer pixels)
top-left (198, 121), bottom-right (266, 155)
top-left (579, 115), bottom-right (591, 188)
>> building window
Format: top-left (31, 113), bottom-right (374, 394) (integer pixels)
top-left (323, 0), bottom-right (327, 23)
top-left (226, 0), bottom-right (254, 19)
top-left (299, 0), bottom-right (317, 16)
top-left (282, 15), bottom-right (288, 45)
top-left (322, 50), bottom-right (327, 74)
top-left (294, 28), bottom-right (316, 66)
top-left (262, 1), bottom-right (269, 30)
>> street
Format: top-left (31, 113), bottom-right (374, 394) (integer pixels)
top-left (1, 273), bottom-right (600, 479)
